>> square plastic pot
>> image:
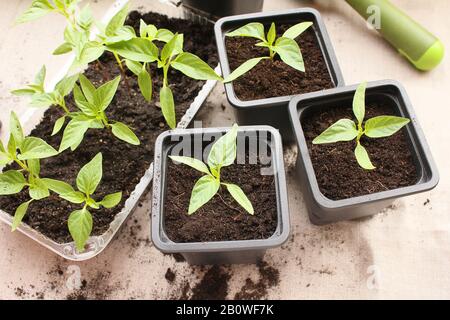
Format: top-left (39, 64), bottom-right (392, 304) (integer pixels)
top-left (288, 80), bottom-right (439, 225)
top-left (214, 8), bottom-right (345, 141)
top-left (0, 0), bottom-right (220, 261)
top-left (151, 126), bottom-right (290, 265)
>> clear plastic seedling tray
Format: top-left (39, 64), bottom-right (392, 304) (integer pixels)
top-left (0, 0), bottom-right (220, 261)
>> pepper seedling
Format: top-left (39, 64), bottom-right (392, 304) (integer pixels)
top-left (44, 153), bottom-right (122, 251)
top-left (12, 65), bottom-right (79, 119)
top-left (59, 74), bottom-right (140, 151)
top-left (0, 112), bottom-right (59, 230)
top-left (121, 19), bottom-right (176, 102)
top-left (169, 124), bottom-right (254, 215)
top-left (313, 82), bottom-right (411, 170)
top-left (224, 21), bottom-right (313, 82)
top-left (108, 33), bottom-right (222, 128)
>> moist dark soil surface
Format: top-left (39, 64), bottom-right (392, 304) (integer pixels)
top-left (302, 96), bottom-right (418, 200)
top-left (0, 11), bottom-right (218, 243)
top-left (164, 155), bottom-right (278, 243)
top-left (226, 24), bottom-right (334, 101)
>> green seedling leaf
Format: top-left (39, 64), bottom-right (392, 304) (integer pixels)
top-left (267, 22), bottom-right (276, 45)
top-left (104, 25), bottom-right (136, 44)
top-left (100, 192), bottom-right (122, 208)
top-left (171, 52), bottom-right (222, 81)
top-left (16, 0), bottom-right (54, 24)
top-left (272, 37), bottom-right (305, 72)
top-left (223, 57), bottom-right (267, 83)
top-left (0, 152), bottom-right (11, 166)
top-left (41, 178), bottom-right (75, 195)
top-left (34, 65), bottom-right (46, 88)
top-left (282, 21), bottom-right (313, 39)
top-left (208, 123), bottom-right (238, 170)
top-left (355, 142), bottom-right (375, 170)
top-left (161, 33), bottom-right (184, 63)
top-left (364, 116), bottom-right (410, 138)
top-left (138, 69), bottom-right (152, 101)
top-left (7, 134), bottom-right (17, 157)
top-left (224, 183), bottom-right (254, 214)
top-left (155, 29), bottom-right (174, 42)
top-left (0, 171), bottom-right (26, 195)
top-left (52, 116), bottom-right (66, 136)
top-left (110, 122), bottom-right (140, 145)
top-left (73, 41), bottom-right (105, 69)
top-left (11, 200), bottom-right (32, 231)
top-left (107, 38), bottom-right (159, 63)
top-left (94, 76), bottom-right (121, 111)
top-left (79, 74), bottom-right (96, 104)
top-left (53, 42), bottom-right (72, 55)
top-left (76, 152), bottom-right (102, 195)
top-left (160, 86), bottom-right (176, 129)
top-left (312, 119), bottom-right (358, 144)
top-left (125, 59), bottom-right (143, 76)
top-left (60, 191), bottom-right (86, 203)
top-left (188, 175), bottom-right (220, 215)
top-left (73, 84), bottom-right (96, 116)
top-left (55, 74), bottom-right (79, 97)
top-left (29, 177), bottom-right (50, 200)
top-left (77, 4), bottom-right (93, 31)
top-left (29, 93), bottom-right (56, 108)
top-left (10, 112), bottom-right (24, 147)
top-left (27, 158), bottom-right (40, 176)
top-left (68, 207), bottom-right (93, 251)
top-left (11, 88), bottom-right (36, 96)
top-left (105, 2), bottom-right (129, 37)
top-left (169, 156), bottom-right (210, 176)
top-left (226, 22), bottom-right (266, 41)
top-left (17, 137), bottom-right (58, 160)
top-left (353, 82), bottom-right (367, 126)
top-left (59, 118), bottom-right (90, 152)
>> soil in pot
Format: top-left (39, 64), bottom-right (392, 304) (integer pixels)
top-left (302, 95), bottom-right (419, 200)
top-left (0, 11), bottom-right (218, 243)
top-left (226, 24), bottom-right (334, 101)
top-left (164, 154), bottom-right (278, 242)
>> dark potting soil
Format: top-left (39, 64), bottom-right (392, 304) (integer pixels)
top-left (164, 156), bottom-right (278, 243)
top-left (225, 24), bottom-right (334, 101)
top-left (0, 11), bottom-right (218, 243)
top-left (302, 96), bottom-right (418, 200)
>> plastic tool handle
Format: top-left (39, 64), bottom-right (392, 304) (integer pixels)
top-left (345, 0), bottom-right (444, 71)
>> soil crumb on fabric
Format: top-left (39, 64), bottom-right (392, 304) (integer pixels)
top-left (234, 261), bottom-right (280, 300)
top-left (165, 268), bottom-right (176, 283)
top-left (191, 266), bottom-right (231, 300)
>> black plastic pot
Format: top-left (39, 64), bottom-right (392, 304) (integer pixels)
top-left (151, 126), bottom-right (290, 265)
top-left (214, 8), bottom-right (345, 141)
top-left (288, 80), bottom-right (439, 225)
top-left (183, 0), bottom-right (264, 19)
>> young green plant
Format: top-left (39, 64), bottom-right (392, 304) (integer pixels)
top-left (107, 33), bottom-right (222, 128)
top-left (59, 74), bottom-right (140, 151)
top-left (313, 82), bottom-right (411, 170)
top-left (169, 124), bottom-right (254, 215)
top-left (224, 21), bottom-right (313, 82)
top-left (0, 112), bottom-right (59, 230)
top-left (12, 65), bottom-right (79, 117)
top-left (44, 153), bottom-right (122, 251)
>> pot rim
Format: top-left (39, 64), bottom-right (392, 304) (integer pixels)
top-left (151, 125), bottom-right (290, 253)
top-left (288, 79), bottom-right (439, 210)
top-left (214, 7), bottom-right (345, 109)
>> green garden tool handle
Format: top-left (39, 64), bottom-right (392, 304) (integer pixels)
top-left (346, 0), bottom-right (444, 71)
